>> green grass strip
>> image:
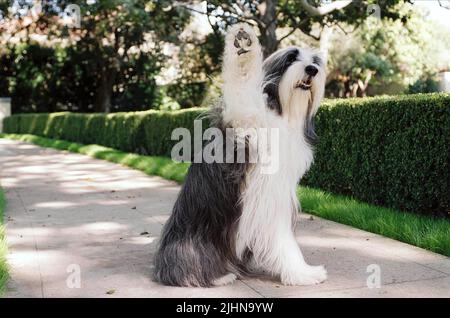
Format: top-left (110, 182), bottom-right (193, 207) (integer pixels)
top-left (0, 187), bottom-right (8, 296)
top-left (1, 133), bottom-right (449, 257)
top-left (298, 187), bottom-right (450, 256)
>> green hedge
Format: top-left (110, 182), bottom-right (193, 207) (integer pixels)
top-left (3, 109), bottom-right (205, 157)
top-left (306, 93), bottom-right (450, 217)
top-left (3, 93), bottom-right (449, 217)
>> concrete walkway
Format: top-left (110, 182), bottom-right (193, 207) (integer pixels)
top-left (0, 138), bottom-right (449, 298)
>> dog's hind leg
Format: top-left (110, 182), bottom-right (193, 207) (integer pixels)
top-left (221, 23), bottom-right (266, 126)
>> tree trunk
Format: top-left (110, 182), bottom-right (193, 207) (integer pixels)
top-left (94, 68), bottom-right (116, 113)
top-left (258, 0), bottom-right (278, 57)
top-left (357, 71), bottom-right (373, 97)
top-left (319, 25), bottom-right (333, 62)
top-left (351, 82), bottom-right (359, 97)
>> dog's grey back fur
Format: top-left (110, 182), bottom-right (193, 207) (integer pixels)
top-left (153, 114), bottom-right (250, 287)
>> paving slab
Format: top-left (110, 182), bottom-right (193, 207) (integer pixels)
top-left (0, 138), bottom-right (449, 298)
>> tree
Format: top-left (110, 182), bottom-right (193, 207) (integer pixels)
top-left (177, 0), bottom-right (406, 57)
top-left (325, 3), bottom-right (450, 97)
top-left (0, 0), bottom-right (190, 112)
top-left (164, 20), bottom-right (224, 108)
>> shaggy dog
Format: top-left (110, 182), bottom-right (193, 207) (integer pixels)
top-left (154, 23), bottom-right (327, 287)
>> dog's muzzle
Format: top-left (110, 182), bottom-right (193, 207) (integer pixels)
top-left (295, 77), bottom-right (313, 90)
top-left (296, 64), bottom-right (319, 90)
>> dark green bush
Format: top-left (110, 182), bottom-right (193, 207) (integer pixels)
top-left (3, 109), bottom-right (205, 156)
top-left (3, 93), bottom-right (449, 217)
top-left (165, 82), bottom-right (208, 108)
top-left (407, 77), bottom-right (440, 94)
top-left (0, 43), bottom-right (162, 113)
top-left (306, 93), bottom-right (449, 217)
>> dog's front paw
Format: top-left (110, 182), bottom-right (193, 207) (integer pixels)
top-left (281, 265), bottom-right (327, 286)
top-left (233, 29), bottom-right (253, 56)
top-left (225, 23), bottom-right (261, 60)
top-left (226, 23), bottom-right (257, 55)
top-left (223, 23), bottom-right (262, 79)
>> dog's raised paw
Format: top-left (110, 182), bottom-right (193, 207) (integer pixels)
top-left (223, 23), bottom-right (262, 75)
top-left (234, 29), bottom-right (252, 55)
top-left (225, 23), bottom-right (258, 57)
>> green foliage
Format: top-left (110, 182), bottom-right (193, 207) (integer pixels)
top-left (305, 93), bottom-right (450, 217)
top-left (166, 82), bottom-right (208, 108)
top-left (326, 4), bottom-right (450, 97)
top-left (0, 0), bottom-right (190, 113)
top-left (204, 0), bottom-right (404, 56)
top-left (1, 133), bottom-right (449, 256)
top-left (3, 108), bottom-right (206, 157)
top-left (407, 78), bottom-right (440, 94)
top-left (157, 95), bottom-right (181, 111)
top-left (0, 39), bottom-right (162, 114)
top-left (3, 94), bottom-right (449, 217)
top-left (298, 187), bottom-right (450, 256)
top-left (165, 28), bottom-right (224, 108)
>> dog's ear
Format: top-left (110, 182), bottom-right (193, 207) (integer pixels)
top-left (262, 48), bottom-right (299, 115)
top-left (263, 82), bottom-right (282, 115)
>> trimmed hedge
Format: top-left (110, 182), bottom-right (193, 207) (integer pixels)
top-left (3, 109), bottom-right (205, 157)
top-left (307, 93), bottom-right (450, 217)
top-left (3, 93), bottom-right (450, 217)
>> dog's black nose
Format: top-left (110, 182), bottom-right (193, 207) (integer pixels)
top-left (305, 65), bottom-right (318, 77)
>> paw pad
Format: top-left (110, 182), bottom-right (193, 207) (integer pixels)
top-left (233, 29), bottom-right (252, 55)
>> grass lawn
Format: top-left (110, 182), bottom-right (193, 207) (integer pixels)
top-left (1, 133), bottom-right (449, 257)
top-left (0, 187), bottom-right (8, 296)
top-left (299, 187), bottom-right (450, 256)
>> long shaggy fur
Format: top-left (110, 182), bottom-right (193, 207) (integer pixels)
top-left (153, 23), bottom-right (327, 287)
top-left (153, 120), bottom-right (250, 287)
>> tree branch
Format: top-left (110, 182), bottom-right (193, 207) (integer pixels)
top-left (299, 0), bottom-right (352, 16)
top-left (276, 17), bottom-right (310, 44)
top-left (206, 6), bottom-right (221, 39)
top-left (174, 3), bottom-right (255, 26)
top-left (277, 27), bottom-right (298, 43)
top-left (438, 0), bottom-right (450, 10)
top-left (174, 4), bottom-right (216, 17)
top-left (220, 2), bottom-right (262, 26)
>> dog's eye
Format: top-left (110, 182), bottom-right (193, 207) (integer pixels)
top-left (283, 48), bottom-right (300, 65)
top-left (287, 54), bottom-right (298, 64)
top-left (312, 56), bottom-right (322, 66)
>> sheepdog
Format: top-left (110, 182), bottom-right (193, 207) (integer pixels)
top-left (154, 23), bottom-right (327, 287)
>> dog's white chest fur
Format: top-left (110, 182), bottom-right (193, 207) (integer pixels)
top-left (235, 115), bottom-right (314, 275)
